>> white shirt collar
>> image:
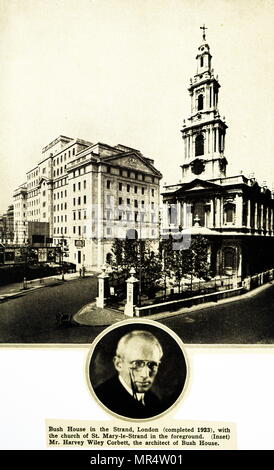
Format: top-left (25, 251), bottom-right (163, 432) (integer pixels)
top-left (118, 375), bottom-right (145, 404)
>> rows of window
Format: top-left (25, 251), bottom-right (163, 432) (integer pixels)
top-left (26, 147), bottom-right (77, 192)
top-left (14, 194), bottom-right (26, 201)
top-left (54, 203), bottom-right (67, 211)
top-left (27, 179), bottom-right (39, 189)
top-left (108, 180), bottom-right (156, 196)
top-left (27, 199), bottom-right (39, 206)
top-left (106, 209), bottom-right (156, 223)
top-left (107, 167), bottom-right (157, 184)
top-left (14, 202), bottom-right (26, 209)
top-left (27, 209), bottom-right (40, 217)
top-left (73, 210), bottom-right (87, 220)
top-left (53, 166), bottom-right (66, 177)
top-left (28, 189), bottom-right (39, 198)
top-left (73, 195), bottom-right (87, 206)
top-left (53, 178), bottom-right (68, 188)
top-left (73, 180), bottom-right (87, 191)
top-left (53, 226), bottom-right (67, 235)
top-left (71, 166), bottom-right (87, 178)
top-left (27, 169), bottom-right (39, 180)
top-left (14, 211), bottom-right (26, 218)
top-left (54, 215), bottom-right (67, 223)
top-left (112, 197), bottom-right (156, 210)
top-left (53, 147), bottom-right (76, 167)
top-left (72, 225), bottom-right (86, 236)
top-left (102, 227), bottom-right (156, 237)
top-left (53, 190), bottom-right (67, 200)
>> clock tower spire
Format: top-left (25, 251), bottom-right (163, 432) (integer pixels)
top-left (181, 28), bottom-right (228, 180)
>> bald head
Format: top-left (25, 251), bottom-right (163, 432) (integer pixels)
top-left (116, 330), bottom-right (163, 359)
top-left (113, 330), bottom-right (163, 393)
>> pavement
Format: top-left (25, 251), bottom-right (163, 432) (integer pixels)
top-left (73, 281), bottom-right (274, 327)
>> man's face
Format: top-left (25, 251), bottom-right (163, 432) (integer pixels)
top-left (114, 337), bottom-right (162, 393)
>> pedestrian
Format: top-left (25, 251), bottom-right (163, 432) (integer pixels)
top-left (79, 268), bottom-right (82, 278)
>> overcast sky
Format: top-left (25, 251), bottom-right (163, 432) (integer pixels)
top-left (0, 0), bottom-right (273, 212)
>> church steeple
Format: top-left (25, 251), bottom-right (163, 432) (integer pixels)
top-left (181, 27), bottom-right (228, 181)
top-left (196, 25), bottom-right (212, 76)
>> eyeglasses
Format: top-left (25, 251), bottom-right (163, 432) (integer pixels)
top-left (129, 360), bottom-right (161, 372)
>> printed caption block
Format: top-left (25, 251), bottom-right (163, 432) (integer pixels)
top-left (46, 419), bottom-right (236, 449)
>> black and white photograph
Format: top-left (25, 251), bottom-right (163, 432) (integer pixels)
top-left (0, 0), bottom-right (273, 452)
top-left (0, 1), bottom-right (273, 346)
top-left (87, 320), bottom-right (188, 420)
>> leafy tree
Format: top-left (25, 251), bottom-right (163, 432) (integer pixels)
top-left (191, 235), bottom-right (210, 279)
top-left (160, 234), bottom-right (210, 292)
top-left (139, 247), bottom-right (162, 298)
top-left (109, 238), bottom-right (162, 301)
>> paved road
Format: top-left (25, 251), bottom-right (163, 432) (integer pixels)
top-left (0, 278), bottom-right (273, 344)
top-left (0, 277), bottom-right (103, 344)
top-left (160, 283), bottom-right (274, 344)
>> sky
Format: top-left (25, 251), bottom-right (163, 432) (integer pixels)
top-left (0, 0), bottom-right (273, 212)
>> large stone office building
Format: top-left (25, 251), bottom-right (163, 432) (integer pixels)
top-left (162, 30), bottom-right (274, 278)
top-left (0, 205), bottom-right (14, 244)
top-left (13, 136), bottom-right (162, 269)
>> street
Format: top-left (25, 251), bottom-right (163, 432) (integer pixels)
top-left (160, 283), bottom-right (274, 344)
top-left (0, 278), bottom-right (273, 344)
top-left (0, 277), bottom-right (103, 344)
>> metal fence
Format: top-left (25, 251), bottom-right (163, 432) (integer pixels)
top-left (151, 275), bottom-right (242, 305)
top-left (106, 268), bottom-right (274, 309)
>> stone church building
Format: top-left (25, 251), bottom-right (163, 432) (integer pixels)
top-left (162, 30), bottom-right (274, 278)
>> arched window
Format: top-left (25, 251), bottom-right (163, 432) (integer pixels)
top-left (195, 134), bottom-right (204, 156)
top-left (200, 56), bottom-right (204, 67)
top-left (197, 94), bottom-right (204, 110)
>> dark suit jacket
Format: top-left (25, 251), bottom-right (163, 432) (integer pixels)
top-left (94, 375), bottom-right (164, 419)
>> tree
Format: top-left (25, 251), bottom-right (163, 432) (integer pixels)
top-left (109, 238), bottom-right (162, 301)
top-left (139, 247), bottom-right (162, 298)
top-left (160, 234), bottom-right (210, 292)
top-left (191, 235), bottom-right (210, 280)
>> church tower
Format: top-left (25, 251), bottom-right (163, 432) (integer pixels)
top-left (181, 26), bottom-right (228, 181)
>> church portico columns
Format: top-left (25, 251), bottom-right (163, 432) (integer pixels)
top-left (206, 128), bottom-right (210, 156)
top-left (247, 199), bottom-right (251, 229)
top-left (254, 202), bottom-right (258, 230)
top-left (177, 200), bottom-right (182, 227)
top-left (184, 136), bottom-right (188, 160)
top-left (269, 207), bottom-right (273, 235)
top-left (191, 131), bottom-right (195, 160)
top-left (260, 203), bottom-right (264, 230)
top-left (182, 201), bottom-right (188, 228)
top-left (211, 126), bottom-right (216, 156)
top-left (163, 202), bottom-right (169, 228)
top-left (266, 207), bottom-right (270, 234)
top-left (220, 196), bottom-right (224, 226)
top-left (209, 199), bottom-right (214, 227)
top-left (215, 197), bottom-right (221, 228)
top-left (235, 194), bottom-right (243, 227)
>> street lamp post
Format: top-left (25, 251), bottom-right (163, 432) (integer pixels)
top-left (58, 236), bottom-right (65, 281)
